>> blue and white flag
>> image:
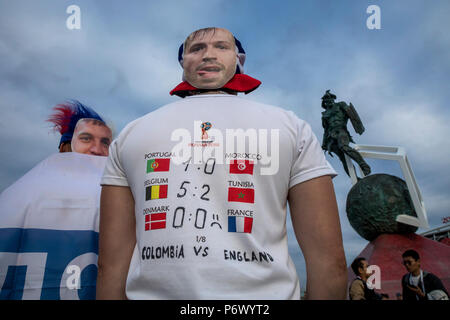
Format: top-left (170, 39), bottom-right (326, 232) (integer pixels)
top-left (0, 153), bottom-right (106, 300)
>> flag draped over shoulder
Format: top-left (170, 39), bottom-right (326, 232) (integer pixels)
top-left (0, 153), bottom-right (106, 300)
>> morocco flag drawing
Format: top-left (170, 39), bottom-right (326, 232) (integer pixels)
top-left (147, 158), bottom-right (170, 173)
top-left (228, 187), bottom-right (255, 203)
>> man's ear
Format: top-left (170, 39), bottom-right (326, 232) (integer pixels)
top-left (59, 142), bottom-right (72, 153)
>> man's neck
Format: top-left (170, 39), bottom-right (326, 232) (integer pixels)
top-left (411, 269), bottom-right (422, 277)
top-left (188, 89), bottom-right (237, 96)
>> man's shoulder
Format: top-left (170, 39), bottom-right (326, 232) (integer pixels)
top-left (112, 102), bottom-right (176, 140)
top-left (233, 96), bottom-right (295, 113)
top-left (231, 96), bottom-right (312, 128)
top-left (423, 271), bottom-right (441, 282)
top-left (401, 273), bottom-right (409, 283)
top-left (350, 278), bottom-right (364, 287)
top-left (349, 278), bottom-right (365, 299)
top-left (187, 94), bottom-right (295, 112)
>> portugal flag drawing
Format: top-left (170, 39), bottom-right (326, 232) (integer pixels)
top-left (145, 212), bottom-right (166, 230)
top-left (228, 216), bottom-right (253, 233)
top-left (145, 185), bottom-right (168, 201)
top-left (146, 158), bottom-right (170, 173)
top-left (229, 160), bottom-right (254, 175)
top-left (228, 187), bottom-right (255, 203)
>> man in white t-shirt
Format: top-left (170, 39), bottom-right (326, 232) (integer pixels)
top-left (97, 27), bottom-right (347, 300)
top-left (401, 249), bottom-right (448, 300)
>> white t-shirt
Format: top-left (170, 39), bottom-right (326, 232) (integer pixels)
top-left (101, 94), bottom-right (337, 299)
top-left (409, 274), bottom-right (421, 287)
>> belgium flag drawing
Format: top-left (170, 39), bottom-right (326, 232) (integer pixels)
top-left (145, 185), bottom-right (168, 201)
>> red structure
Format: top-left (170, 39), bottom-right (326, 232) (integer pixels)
top-left (347, 233), bottom-right (450, 300)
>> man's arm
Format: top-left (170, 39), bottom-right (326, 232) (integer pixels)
top-left (288, 175), bottom-right (347, 299)
top-left (428, 273), bottom-right (449, 297)
top-left (96, 185), bottom-right (136, 299)
top-left (401, 275), bottom-right (412, 300)
top-left (349, 280), bottom-right (365, 300)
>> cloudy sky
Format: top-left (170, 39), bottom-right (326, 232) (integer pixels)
top-left (1, 0), bottom-right (449, 292)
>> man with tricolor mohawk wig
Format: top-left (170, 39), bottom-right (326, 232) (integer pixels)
top-left (98, 27), bottom-right (347, 300)
top-left (48, 100), bottom-right (112, 156)
top-left (0, 101), bottom-right (113, 299)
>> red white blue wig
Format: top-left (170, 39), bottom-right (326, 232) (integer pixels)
top-left (47, 100), bottom-right (105, 149)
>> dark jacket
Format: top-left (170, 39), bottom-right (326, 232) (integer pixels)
top-left (402, 271), bottom-right (449, 300)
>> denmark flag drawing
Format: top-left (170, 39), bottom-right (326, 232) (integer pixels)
top-left (145, 212), bottom-right (166, 230)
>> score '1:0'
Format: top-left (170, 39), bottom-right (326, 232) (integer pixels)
top-left (184, 157), bottom-right (216, 175)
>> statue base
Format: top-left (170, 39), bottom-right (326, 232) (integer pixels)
top-left (347, 233), bottom-right (450, 300)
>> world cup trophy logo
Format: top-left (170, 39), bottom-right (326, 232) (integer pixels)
top-left (201, 122), bottom-right (212, 140)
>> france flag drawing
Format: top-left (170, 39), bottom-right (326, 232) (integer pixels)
top-left (228, 216), bottom-right (253, 233)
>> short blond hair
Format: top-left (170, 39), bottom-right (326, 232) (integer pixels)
top-left (183, 27), bottom-right (235, 52)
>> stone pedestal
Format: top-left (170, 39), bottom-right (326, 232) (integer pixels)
top-left (347, 233), bottom-right (450, 299)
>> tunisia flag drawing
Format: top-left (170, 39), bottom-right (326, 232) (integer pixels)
top-left (229, 160), bottom-right (254, 175)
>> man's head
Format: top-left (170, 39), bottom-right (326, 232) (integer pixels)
top-left (71, 119), bottom-right (112, 156)
top-left (402, 249), bottom-right (421, 274)
top-left (351, 257), bottom-right (369, 278)
top-left (48, 100), bottom-right (112, 156)
top-left (181, 27), bottom-right (238, 89)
